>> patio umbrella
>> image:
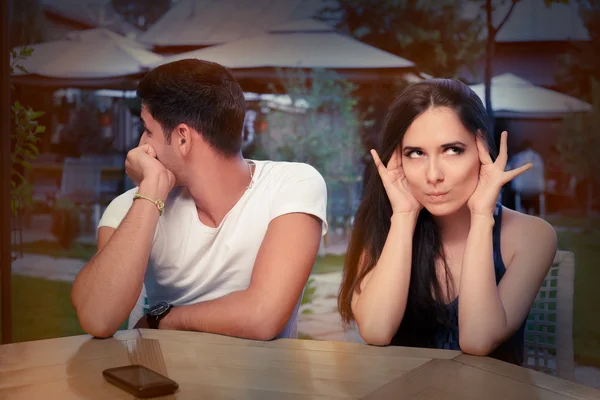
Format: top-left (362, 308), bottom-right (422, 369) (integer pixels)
top-left (138, 0), bottom-right (335, 50)
top-left (152, 19), bottom-right (417, 83)
top-left (42, 0), bottom-right (142, 39)
top-left (469, 73), bottom-right (591, 117)
top-left (11, 28), bottom-right (162, 88)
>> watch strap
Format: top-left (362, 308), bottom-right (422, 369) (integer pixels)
top-left (146, 303), bottom-right (173, 329)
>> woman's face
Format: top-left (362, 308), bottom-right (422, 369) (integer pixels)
top-left (401, 106), bottom-right (482, 216)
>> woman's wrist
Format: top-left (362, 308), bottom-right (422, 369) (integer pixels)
top-left (391, 211), bottom-right (419, 227)
top-left (470, 212), bottom-right (495, 229)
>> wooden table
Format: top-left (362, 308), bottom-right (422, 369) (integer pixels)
top-left (1, 329), bottom-right (598, 399)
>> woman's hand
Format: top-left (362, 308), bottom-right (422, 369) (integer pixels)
top-left (371, 149), bottom-right (422, 215)
top-left (468, 131), bottom-right (532, 216)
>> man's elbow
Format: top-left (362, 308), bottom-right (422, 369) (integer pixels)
top-left (78, 315), bottom-right (118, 339)
top-left (247, 302), bottom-right (300, 341)
top-left (74, 303), bottom-right (119, 339)
top-left (250, 325), bottom-right (278, 341)
top-left (249, 315), bottom-right (287, 341)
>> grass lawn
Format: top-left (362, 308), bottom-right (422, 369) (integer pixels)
top-left (11, 240), bottom-right (96, 342)
top-left (312, 254), bottom-right (345, 274)
top-left (545, 215), bottom-right (600, 368)
top-left (12, 275), bottom-right (85, 342)
top-left (12, 275), bottom-right (127, 343)
top-left (560, 230), bottom-right (600, 367)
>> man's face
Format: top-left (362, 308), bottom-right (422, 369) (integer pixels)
top-left (139, 105), bottom-right (182, 179)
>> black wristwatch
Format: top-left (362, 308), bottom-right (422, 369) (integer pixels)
top-left (146, 302), bottom-right (173, 329)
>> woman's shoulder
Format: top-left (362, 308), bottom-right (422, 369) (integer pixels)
top-left (500, 207), bottom-right (555, 236)
top-left (499, 207), bottom-right (558, 266)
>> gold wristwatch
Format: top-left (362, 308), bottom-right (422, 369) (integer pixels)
top-left (133, 193), bottom-right (165, 216)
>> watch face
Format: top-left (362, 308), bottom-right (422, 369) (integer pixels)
top-left (148, 302), bottom-right (170, 317)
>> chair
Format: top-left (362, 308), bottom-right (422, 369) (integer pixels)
top-left (515, 192), bottom-right (546, 218)
top-left (523, 250), bottom-right (575, 380)
top-left (58, 157), bottom-right (102, 234)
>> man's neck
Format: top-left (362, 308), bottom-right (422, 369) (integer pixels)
top-left (184, 155), bottom-right (254, 228)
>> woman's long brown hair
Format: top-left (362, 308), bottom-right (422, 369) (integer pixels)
top-left (338, 79), bottom-right (498, 342)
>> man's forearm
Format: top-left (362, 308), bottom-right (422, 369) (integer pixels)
top-left (72, 188), bottom-right (162, 337)
top-left (159, 289), bottom-right (280, 341)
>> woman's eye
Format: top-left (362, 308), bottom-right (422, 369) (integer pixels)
top-left (408, 150), bottom-right (424, 158)
top-left (446, 147), bottom-right (464, 155)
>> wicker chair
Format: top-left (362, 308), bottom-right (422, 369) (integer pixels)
top-left (524, 250), bottom-right (575, 380)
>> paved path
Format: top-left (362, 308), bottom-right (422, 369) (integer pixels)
top-left (11, 254), bottom-right (84, 282)
top-left (297, 271), bottom-right (363, 343)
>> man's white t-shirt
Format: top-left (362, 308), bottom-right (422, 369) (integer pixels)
top-left (98, 160), bottom-right (328, 337)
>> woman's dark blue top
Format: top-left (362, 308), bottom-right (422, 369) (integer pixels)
top-left (390, 204), bottom-right (526, 365)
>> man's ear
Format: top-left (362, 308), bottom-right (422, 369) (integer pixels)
top-left (175, 124), bottom-right (192, 156)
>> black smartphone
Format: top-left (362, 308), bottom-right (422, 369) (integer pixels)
top-left (102, 364), bottom-right (179, 398)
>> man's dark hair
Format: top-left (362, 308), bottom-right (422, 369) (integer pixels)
top-left (137, 58), bottom-right (246, 155)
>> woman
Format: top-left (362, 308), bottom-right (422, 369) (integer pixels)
top-left (338, 79), bottom-right (557, 365)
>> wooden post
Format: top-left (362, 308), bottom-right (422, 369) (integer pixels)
top-left (1, 0), bottom-right (12, 344)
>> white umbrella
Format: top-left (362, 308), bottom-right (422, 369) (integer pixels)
top-left (153, 19), bottom-right (415, 72)
top-left (63, 28), bottom-right (152, 49)
top-left (13, 28), bottom-right (162, 79)
top-left (469, 73), bottom-right (591, 116)
top-left (42, 0), bottom-right (142, 39)
top-left (244, 92), bottom-right (309, 113)
top-left (138, 0), bottom-right (335, 48)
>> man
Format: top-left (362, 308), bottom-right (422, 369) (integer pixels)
top-left (71, 59), bottom-right (328, 340)
top-left (508, 140), bottom-right (545, 216)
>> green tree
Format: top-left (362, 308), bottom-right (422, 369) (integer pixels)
top-left (261, 68), bottom-right (365, 179)
top-left (320, 0), bottom-right (485, 79)
top-left (256, 68), bottom-right (368, 234)
top-left (9, 0), bottom-right (45, 48)
top-left (9, 47), bottom-right (45, 262)
top-left (318, 1), bottom-right (484, 152)
top-left (10, 47), bottom-right (45, 218)
top-left (556, 0), bottom-right (600, 103)
top-left (466, 0), bottom-right (568, 131)
top-left (556, 78), bottom-right (600, 223)
top-left (59, 92), bottom-right (114, 157)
